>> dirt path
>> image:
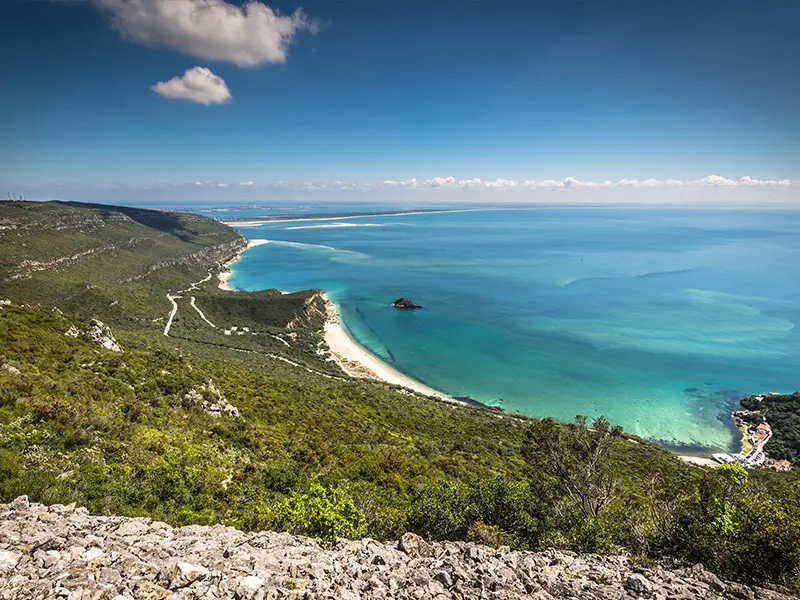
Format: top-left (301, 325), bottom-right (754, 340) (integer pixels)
top-left (190, 296), bottom-right (217, 328)
top-left (163, 272), bottom-right (214, 337)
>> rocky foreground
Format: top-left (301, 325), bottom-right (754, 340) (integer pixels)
top-left (0, 498), bottom-right (793, 600)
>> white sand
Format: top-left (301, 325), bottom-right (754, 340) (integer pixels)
top-left (217, 271), bottom-right (233, 291)
top-left (321, 294), bottom-right (454, 401)
top-left (678, 455), bottom-right (718, 468)
top-left (221, 209), bottom-right (483, 228)
top-left (217, 239), bottom-right (270, 290)
top-left (217, 238), bottom-right (455, 401)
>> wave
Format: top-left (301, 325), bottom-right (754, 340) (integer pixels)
top-left (633, 267), bottom-right (697, 279)
top-left (560, 276), bottom-right (614, 287)
top-left (248, 239), bottom-right (369, 259)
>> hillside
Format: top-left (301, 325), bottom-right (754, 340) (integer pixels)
top-left (1, 497), bottom-right (794, 600)
top-left (740, 393), bottom-right (800, 463)
top-left (1, 201), bottom-right (799, 592)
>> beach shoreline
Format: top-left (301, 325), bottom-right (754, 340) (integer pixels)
top-left (220, 208), bottom-right (484, 227)
top-left (320, 293), bottom-right (454, 401)
top-left (217, 239), bottom-right (270, 291)
top-left (677, 455), bottom-right (718, 468)
top-left (219, 236), bottom-right (724, 464)
top-left (218, 238), bottom-right (456, 403)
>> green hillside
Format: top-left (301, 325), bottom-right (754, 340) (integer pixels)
top-left (1, 201), bottom-right (799, 591)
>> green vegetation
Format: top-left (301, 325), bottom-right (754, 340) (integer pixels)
top-left (741, 393), bottom-right (800, 463)
top-left (1, 201), bottom-right (799, 591)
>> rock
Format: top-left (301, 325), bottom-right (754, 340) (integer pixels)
top-left (0, 499), bottom-right (790, 600)
top-left (392, 297), bottom-right (422, 310)
top-left (1, 363), bottom-right (20, 375)
top-left (172, 561), bottom-right (209, 587)
top-left (236, 575), bottom-right (264, 599)
top-left (184, 381), bottom-right (240, 418)
top-left (398, 532), bottom-right (432, 557)
top-left (10, 495), bottom-right (29, 511)
top-left (85, 547), bottom-right (104, 561)
top-left (433, 571), bottom-right (453, 588)
top-left (728, 582), bottom-right (756, 600)
top-left (626, 572), bottom-right (651, 594)
top-left (0, 550), bottom-right (21, 572)
top-left (87, 320), bottom-right (123, 352)
top-left (66, 320), bottom-right (122, 352)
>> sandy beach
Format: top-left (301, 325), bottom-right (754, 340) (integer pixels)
top-left (321, 293), bottom-right (454, 401)
top-left (677, 455), bottom-right (718, 468)
top-left (217, 238), bottom-right (453, 401)
top-left (217, 239), bottom-right (270, 290)
top-left (221, 209), bottom-right (483, 228)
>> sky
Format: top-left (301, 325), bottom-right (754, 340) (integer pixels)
top-left (2, 0), bottom-right (800, 203)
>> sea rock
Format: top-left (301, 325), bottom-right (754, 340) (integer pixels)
top-left (392, 297), bottom-right (422, 310)
top-left (0, 499), bottom-right (794, 600)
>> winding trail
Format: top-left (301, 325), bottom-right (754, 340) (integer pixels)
top-left (269, 334), bottom-right (290, 347)
top-left (163, 294), bottom-right (179, 336)
top-left (190, 296), bottom-right (217, 328)
top-left (161, 270), bottom-right (341, 380)
top-left (163, 272), bottom-right (214, 337)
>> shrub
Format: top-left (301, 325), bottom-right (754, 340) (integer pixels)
top-left (268, 483), bottom-right (368, 541)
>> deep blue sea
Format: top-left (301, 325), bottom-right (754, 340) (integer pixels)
top-left (209, 205), bottom-right (799, 453)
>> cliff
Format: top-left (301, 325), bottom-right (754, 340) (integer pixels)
top-left (1, 498), bottom-right (789, 600)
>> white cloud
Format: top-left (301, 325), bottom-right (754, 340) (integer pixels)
top-left (484, 178), bottom-right (519, 189)
top-left (456, 178), bottom-right (519, 190)
top-left (523, 180), bottom-right (566, 189)
top-left (97, 0), bottom-right (315, 67)
top-left (739, 176), bottom-right (793, 187)
top-left (423, 176), bottom-right (456, 188)
top-left (697, 174), bottom-right (737, 187)
top-left (152, 66), bottom-right (231, 105)
top-left (380, 178), bottom-right (418, 189)
top-left (140, 174), bottom-right (799, 197)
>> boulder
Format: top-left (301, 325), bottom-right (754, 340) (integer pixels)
top-left (392, 298), bottom-right (422, 310)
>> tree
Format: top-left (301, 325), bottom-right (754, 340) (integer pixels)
top-left (523, 415), bottom-right (622, 520)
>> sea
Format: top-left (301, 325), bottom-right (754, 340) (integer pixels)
top-left (173, 202), bottom-right (800, 454)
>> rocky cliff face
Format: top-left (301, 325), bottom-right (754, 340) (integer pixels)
top-left (0, 498), bottom-right (791, 600)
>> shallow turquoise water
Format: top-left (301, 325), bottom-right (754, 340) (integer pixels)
top-left (227, 207), bottom-right (800, 453)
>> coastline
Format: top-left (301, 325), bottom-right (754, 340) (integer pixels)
top-left (221, 208), bottom-right (484, 227)
top-left (218, 239), bottom-right (270, 291)
top-left (320, 293), bottom-right (455, 401)
top-left (677, 455), bottom-right (719, 468)
top-left (218, 238), bottom-right (456, 403)
top-left (220, 237), bottom-right (727, 463)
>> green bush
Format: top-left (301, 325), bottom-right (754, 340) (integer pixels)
top-left (267, 483), bottom-right (368, 541)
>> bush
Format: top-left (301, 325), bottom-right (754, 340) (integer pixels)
top-left (268, 483), bottom-right (368, 541)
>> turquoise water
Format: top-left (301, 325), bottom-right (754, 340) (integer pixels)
top-left (226, 207), bottom-right (800, 453)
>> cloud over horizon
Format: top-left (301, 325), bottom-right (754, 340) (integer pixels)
top-left (152, 66), bottom-right (231, 104)
top-left (367, 175), bottom-right (796, 192)
top-left (7, 174), bottom-right (798, 204)
top-left (97, 0), bottom-right (316, 67)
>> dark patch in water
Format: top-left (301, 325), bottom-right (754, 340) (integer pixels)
top-left (454, 396), bottom-right (505, 412)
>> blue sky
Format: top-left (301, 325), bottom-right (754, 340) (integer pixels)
top-left (2, 0), bottom-right (800, 202)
